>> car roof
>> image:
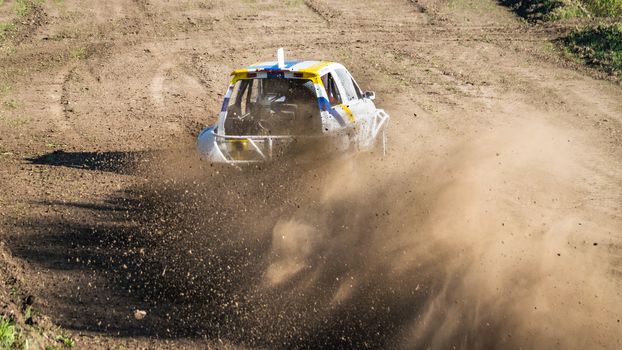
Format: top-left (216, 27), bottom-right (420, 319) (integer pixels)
top-left (233, 60), bottom-right (344, 77)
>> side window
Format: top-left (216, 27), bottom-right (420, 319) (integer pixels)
top-left (245, 79), bottom-right (260, 112)
top-left (335, 69), bottom-right (360, 102)
top-left (229, 79), bottom-right (259, 116)
top-left (226, 81), bottom-right (243, 118)
top-left (321, 73), bottom-right (342, 107)
top-left (240, 80), bottom-right (255, 115)
top-left (351, 78), bottom-right (363, 99)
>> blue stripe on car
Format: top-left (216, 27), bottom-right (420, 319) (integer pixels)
top-left (317, 96), bottom-right (331, 111)
top-left (221, 97), bottom-right (230, 112)
top-left (248, 61), bottom-right (301, 71)
top-left (317, 96), bottom-right (345, 126)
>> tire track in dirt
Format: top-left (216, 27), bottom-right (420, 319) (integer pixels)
top-left (149, 63), bottom-right (172, 108)
top-left (48, 70), bottom-right (74, 133)
top-left (33, 64), bottom-right (95, 144)
top-left (303, 0), bottom-right (340, 24)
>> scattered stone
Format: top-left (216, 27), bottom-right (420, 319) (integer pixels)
top-left (134, 309), bottom-right (147, 320)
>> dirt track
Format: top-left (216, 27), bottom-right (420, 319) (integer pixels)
top-left (1, 0), bottom-right (622, 349)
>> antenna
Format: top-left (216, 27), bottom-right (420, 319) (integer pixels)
top-left (277, 48), bottom-right (285, 69)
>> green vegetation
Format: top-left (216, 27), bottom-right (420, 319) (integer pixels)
top-left (54, 334), bottom-right (75, 348)
top-left (0, 316), bottom-right (16, 350)
top-left (502, 0), bottom-right (622, 76)
top-left (45, 143), bottom-right (67, 148)
top-left (0, 84), bottom-right (11, 95)
top-left (500, 0), bottom-right (562, 21)
top-left (2, 100), bottom-right (17, 109)
top-left (69, 47), bottom-right (87, 60)
top-left (583, 0), bottom-right (622, 16)
top-left (0, 115), bottom-right (29, 128)
top-left (14, 0), bottom-right (32, 17)
top-left (501, 0), bottom-right (622, 21)
top-left (2, 0), bottom-right (46, 42)
top-left (548, 3), bottom-right (586, 19)
top-left (14, 0), bottom-right (45, 17)
top-left (0, 23), bottom-right (15, 41)
top-left (0, 311), bottom-right (75, 349)
top-left (564, 23), bottom-right (622, 74)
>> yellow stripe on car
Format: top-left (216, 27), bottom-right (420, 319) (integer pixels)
top-left (340, 104), bottom-right (355, 123)
top-left (299, 61), bottom-right (333, 75)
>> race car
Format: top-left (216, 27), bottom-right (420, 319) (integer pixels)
top-left (197, 49), bottom-right (389, 164)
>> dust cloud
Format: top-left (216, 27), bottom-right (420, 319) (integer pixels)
top-left (126, 117), bottom-right (621, 349)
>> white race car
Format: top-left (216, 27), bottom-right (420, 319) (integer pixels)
top-left (197, 49), bottom-right (389, 164)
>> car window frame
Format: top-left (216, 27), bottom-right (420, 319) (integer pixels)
top-left (350, 76), bottom-right (364, 99)
top-left (321, 72), bottom-right (343, 107)
top-left (334, 68), bottom-right (361, 103)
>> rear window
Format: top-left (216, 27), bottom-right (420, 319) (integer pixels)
top-left (224, 78), bottom-right (322, 136)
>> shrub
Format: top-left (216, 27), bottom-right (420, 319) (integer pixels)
top-left (0, 317), bottom-right (16, 350)
top-left (564, 23), bottom-right (622, 74)
top-left (583, 0), bottom-right (622, 16)
top-left (501, 0), bottom-right (622, 20)
top-left (499, 0), bottom-right (565, 21)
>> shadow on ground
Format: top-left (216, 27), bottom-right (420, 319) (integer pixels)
top-left (498, 0), bottom-right (563, 21)
top-left (28, 150), bottom-right (162, 174)
top-left (7, 158), bottom-right (434, 349)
